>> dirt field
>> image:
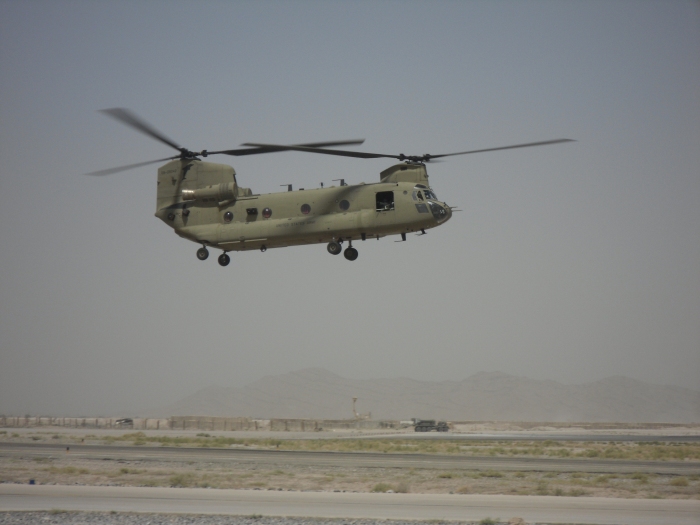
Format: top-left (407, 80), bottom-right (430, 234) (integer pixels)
top-left (1, 429), bottom-right (699, 499)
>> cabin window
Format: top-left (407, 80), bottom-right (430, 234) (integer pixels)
top-left (339, 200), bottom-right (350, 211)
top-left (262, 207), bottom-right (272, 218)
top-left (375, 191), bottom-right (394, 211)
top-left (223, 211), bottom-right (233, 223)
top-left (301, 204), bottom-right (311, 215)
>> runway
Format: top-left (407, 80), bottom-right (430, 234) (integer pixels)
top-left (2, 484), bottom-right (699, 524)
top-left (378, 432), bottom-right (700, 442)
top-left (2, 442), bottom-right (698, 475)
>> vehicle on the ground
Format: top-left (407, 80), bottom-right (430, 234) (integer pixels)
top-left (414, 419), bottom-right (449, 432)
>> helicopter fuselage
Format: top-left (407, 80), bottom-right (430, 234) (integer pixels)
top-left (154, 159), bottom-right (452, 255)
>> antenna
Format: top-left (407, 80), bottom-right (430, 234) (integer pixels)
top-left (333, 179), bottom-right (347, 186)
top-left (281, 184), bottom-right (292, 192)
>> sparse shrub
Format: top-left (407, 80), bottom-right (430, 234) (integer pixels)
top-left (438, 472), bottom-right (455, 479)
top-left (456, 485), bottom-right (470, 494)
top-left (479, 518), bottom-right (498, 525)
top-left (169, 473), bottom-right (196, 487)
top-left (631, 473), bottom-right (648, 484)
top-left (372, 483), bottom-right (392, 493)
top-left (479, 470), bottom-right (504, 478)
top-left (568, 489), bottom-right (586, 497)
top-left (395, 481), bottom-right (410, 493)
top-left (513, 472), bottom-right (527, 478)
top-left (536, 481), bottom-right (549, 495)
top-left (554, 488), bottom-right (564, 496)
top-left (670, 477), bottom-right (688, 487)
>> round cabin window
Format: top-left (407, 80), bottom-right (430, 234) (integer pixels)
top-left (301, 204), bottom-right (311, 215)
top-left (262, 207), bottom-right (272, 218)
top-left (339, 200), bottom-right (350, 211)
top-left (223, 211), bottom-right (233, 223)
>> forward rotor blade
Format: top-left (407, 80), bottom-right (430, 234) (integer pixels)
top-left (241, 143), bottom-right (399, 160)
top-left (428, 139), bottom-right (575, 159)
top-left (86, 155), bottom-right (178, 176)
top-left (100, 108), bottom-right (183, 153)
top-left (212, 139), bottom-right (366, 157)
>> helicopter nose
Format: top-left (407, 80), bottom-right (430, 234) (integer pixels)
top-left (444, 204), bottom-right (453, 222)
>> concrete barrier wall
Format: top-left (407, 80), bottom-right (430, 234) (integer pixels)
top-left (0, 416), bottom-right (170, 430)
top-left (0, 415), bottom-right (400, 432)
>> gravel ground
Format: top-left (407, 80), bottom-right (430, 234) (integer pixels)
top-left (0, 513), bottom-right (518, 525)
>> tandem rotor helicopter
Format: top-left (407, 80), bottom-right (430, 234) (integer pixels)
top-left (90, 108), bottom-right (573, 266)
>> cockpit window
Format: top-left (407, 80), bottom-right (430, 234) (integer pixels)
top-left (424, 190), bottom-right (437, 200)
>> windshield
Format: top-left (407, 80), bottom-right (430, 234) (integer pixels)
top-left (424, 189), bottom-right (437, 200)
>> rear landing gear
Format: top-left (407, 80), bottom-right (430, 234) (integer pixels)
top-left (344, 246), bottom-right (358, 261)
top-left (196, 247), bottom-right (209, 261)
top-left (218, 253), bottom-right (230, 267)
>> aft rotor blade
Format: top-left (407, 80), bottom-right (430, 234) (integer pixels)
top-left (242, 138), bottom-right (575, 163)
top-left (86, 155), bottom-right (178, 176)
top-left (212, 139), bottom-right (366, 157)
top-left (100, 108), bottom-right (183, 153)
top-left (241, 143), bottom-right (400, 160)
top-left (428, 139), bottom-right (575, 159)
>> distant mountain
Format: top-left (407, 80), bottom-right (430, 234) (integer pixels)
top-left (146, 368), bottom-right (700, 423)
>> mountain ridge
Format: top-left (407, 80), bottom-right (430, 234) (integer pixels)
top-left (144, 368), bottom-right (700, 423)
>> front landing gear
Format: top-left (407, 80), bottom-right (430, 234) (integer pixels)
top-left (196, 247), bottom-right (209, 261)
top-left (327, 241), bottom-right (342, 255)
top-left (218, 253), bottom-right (230, 267)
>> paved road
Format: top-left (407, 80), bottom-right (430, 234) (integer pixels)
top-left (381, 432), bottom-right (700, 442)
top-left (2, 442), bottom-right (699, 475)
top-left (2, 485), bottom-right (698, 525)
top-left (6, 427), bottom-right (700, 442)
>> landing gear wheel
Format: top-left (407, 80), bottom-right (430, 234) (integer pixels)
top-left (196, 247), bottom-right (209, 261)
top-left (327, 241), bottom-right (342, 255)
top-left (218, 253), bottom-right (230, 267)
top-left (344, 247), bottom-right (359, 261)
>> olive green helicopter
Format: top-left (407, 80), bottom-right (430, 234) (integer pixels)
top-left (90, 108), bottom-right (573, 265)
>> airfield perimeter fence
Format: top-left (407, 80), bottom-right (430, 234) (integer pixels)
top-left (0, 415), bottom-right (402, 431)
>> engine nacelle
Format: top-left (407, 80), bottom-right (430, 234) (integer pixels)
top-left (181, 182), bottom-right (237, 203)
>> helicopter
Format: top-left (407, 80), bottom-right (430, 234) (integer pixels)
top-left (90, 108), bottom-right (573, 265)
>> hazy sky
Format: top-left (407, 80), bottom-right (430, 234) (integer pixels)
top-left (1, 1), bottom-right (698, 416)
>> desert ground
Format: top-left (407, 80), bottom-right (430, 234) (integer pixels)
top-left (1, 425), bottom-right (698, 500)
